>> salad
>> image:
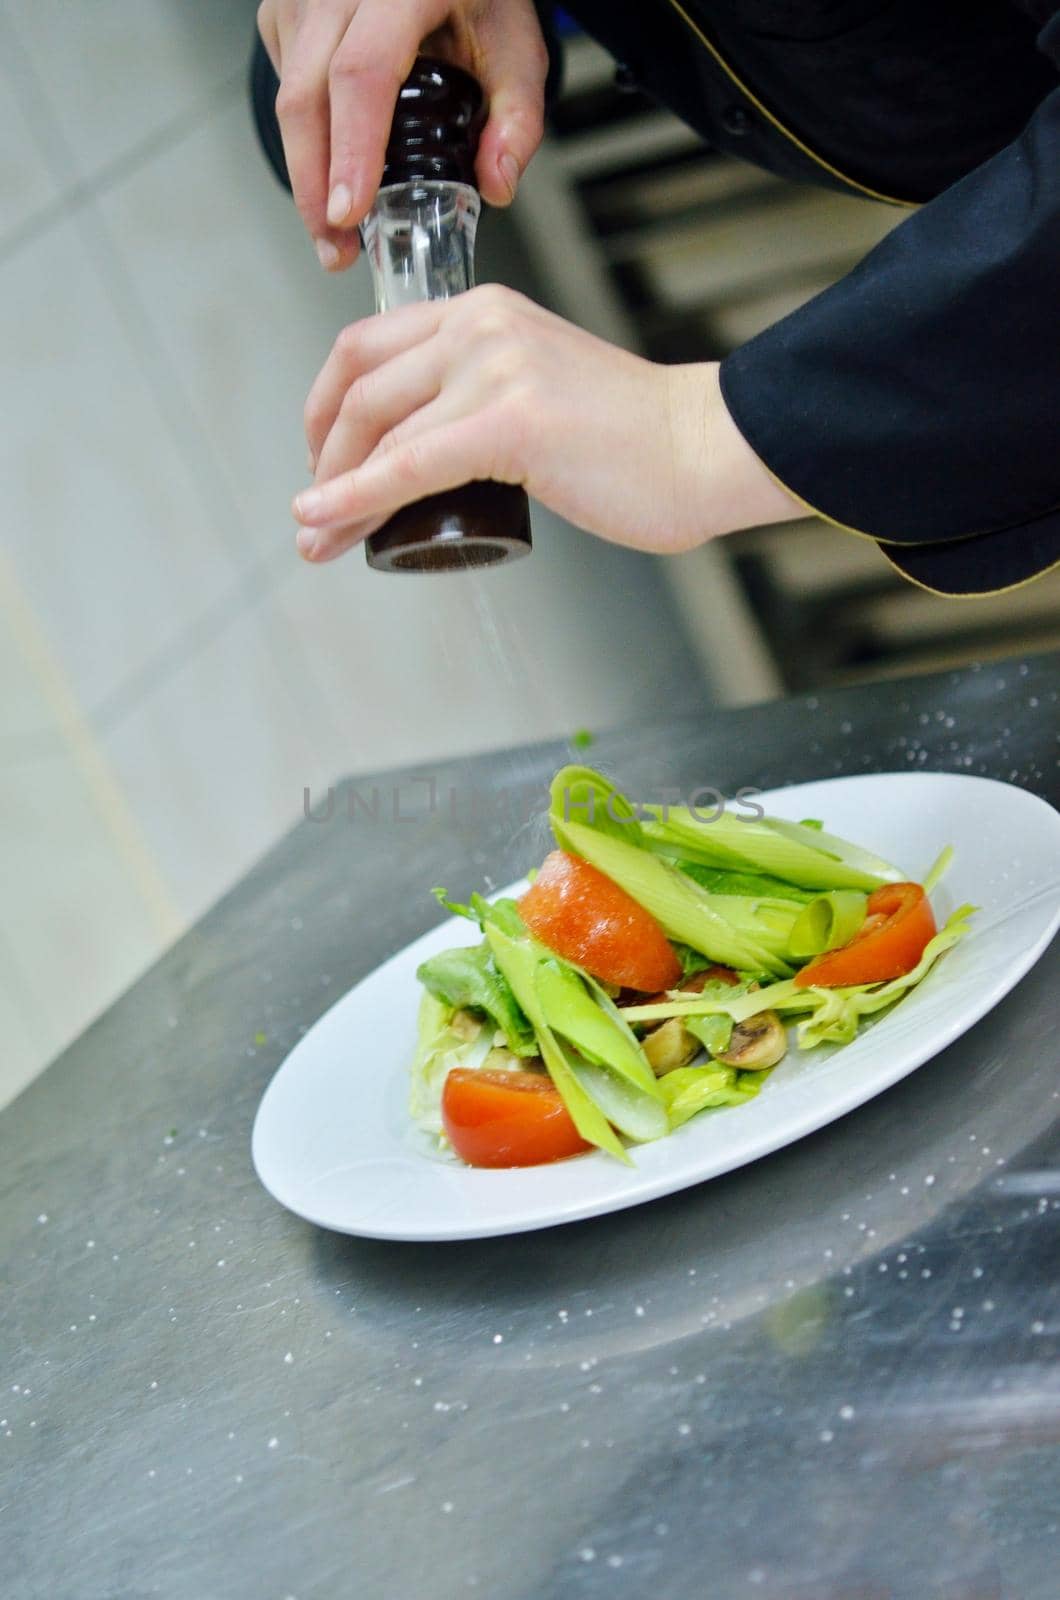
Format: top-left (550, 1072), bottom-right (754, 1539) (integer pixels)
top-left (410, 766), bottom-right (974, 1168)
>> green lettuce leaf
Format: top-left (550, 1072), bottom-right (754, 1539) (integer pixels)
top-left (794, 904), bottom-right (977, 1048)
top-left (416, 941), bottom-right (536, 1056)
top-left (408, 992), bottom-right (495, 1138)
top-left (657, 1064), bottom-right (762, 1128)
top-left (686, 1012), bottom-right (735, 1057)
top-left (677, 862), bottom-right (812, 904)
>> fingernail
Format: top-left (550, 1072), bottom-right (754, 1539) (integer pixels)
top-left (327, 183), bottom-right (353, 226)
top-left (296, 526), bottom-right (317, 559)
top-left (294, 487), bottom-right (324, 521)
top-left (315, 238), bottom-right (340, 270)
top-left (498, 153), bottom-right (520, 201)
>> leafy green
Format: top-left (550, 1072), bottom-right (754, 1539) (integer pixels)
top-left (432, 886), bottom-right (524, 938)
top-left (677, 861), bottom-right (812, 904)
top-left (656, 1064), bottom-right (762, 1128)
top-left (671, 941), bottom-right (716, 979)
top-left (686, 1012), bottom-right (735, 1057)
top-left (409, 991), bottom-right (494, 1137)
top-left (416, 942), bottom-right (537, 1056)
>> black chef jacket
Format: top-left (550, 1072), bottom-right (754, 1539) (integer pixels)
top-left (249, 1), bottom-right (1060, 596)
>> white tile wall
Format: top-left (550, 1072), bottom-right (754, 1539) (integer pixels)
top-left (96, 95), bottom-right (358, 569)
top-left (0, 215), bottom-right (247, 716)
top-left (99, 588), bottom-right (345, 926)
top-left (0, 550), bottom-right (178, 1102)
top-left (0, 60), bottom-right (61, 246)
top-left (5, 0), bottom-right (252, 182)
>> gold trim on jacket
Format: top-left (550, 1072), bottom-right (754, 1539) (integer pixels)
top-left (663, 0), bottom-right (919, 208)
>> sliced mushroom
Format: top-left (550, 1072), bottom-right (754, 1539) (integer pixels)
top-left (714, 1010), bottom-right (787, 1070)
top-left (450, 1008), bottom-right (484, 1043)
top-left (637, 966), bottom-right (743, 1076)
top-left (642, 1017), bottom-right (701, 1076)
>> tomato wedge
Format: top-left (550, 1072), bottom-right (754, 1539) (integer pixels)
top-left (519, 850), bottom-right (682, 993)
top-left (794, 882), bottom-right (936, 988)
top-left (441, 1068), bottom-right (591, 1168)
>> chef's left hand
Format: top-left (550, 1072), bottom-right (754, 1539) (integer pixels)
top-left (292, 285), bottom-right (799, 561)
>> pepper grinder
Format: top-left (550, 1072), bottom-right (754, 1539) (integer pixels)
top-left (359, 57), bottom-right (533, 573)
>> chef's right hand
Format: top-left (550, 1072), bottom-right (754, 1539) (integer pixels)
top-left (256, 0), bottom-right (550, 271)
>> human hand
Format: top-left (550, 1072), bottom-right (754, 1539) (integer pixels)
top-left (292, 286), bottom-right (802, 560)
top-left (256, 0), bottom-right (549, 271)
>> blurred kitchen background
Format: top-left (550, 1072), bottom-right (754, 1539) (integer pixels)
top-left (2, 3), bottom-right (1057, 1108)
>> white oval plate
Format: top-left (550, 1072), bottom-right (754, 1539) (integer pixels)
top-left (252, 772), bottom-right (1060, 1241)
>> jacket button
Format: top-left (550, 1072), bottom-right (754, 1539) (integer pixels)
top-left (614, 63), bottom-right (638, 93)
top-left (721, 103), bottom-right (752, 135)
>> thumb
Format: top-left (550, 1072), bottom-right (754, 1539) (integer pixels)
top-left (473, 6), bottom-right (549, 205)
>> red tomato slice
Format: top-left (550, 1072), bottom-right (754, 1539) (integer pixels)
top-left (519, 850), bottom-right (682, 993)
top-left (794, 882), bottom-right (936, 988)
top-left (441, 1068), bottom-right (591, 1168)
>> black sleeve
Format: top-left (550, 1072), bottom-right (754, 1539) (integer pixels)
top-left (249, 34), bottom-right (288, 191)
top-left (719, 12), bottom-right (1060, 596)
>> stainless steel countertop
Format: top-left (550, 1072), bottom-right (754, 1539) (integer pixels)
top-left (3, 653), bottom-right (1058, 1600)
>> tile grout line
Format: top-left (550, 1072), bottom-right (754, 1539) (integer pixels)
top-left (90, 560), bottom-right (275, 736)
top-left (1, 16), bottom-right (352, 770)
top-left (0, 550), bottom-right (183, 942)
top-left (0, 17), bottom-right (332, 734)
top-left (0, 41), bottom-right (247, 269)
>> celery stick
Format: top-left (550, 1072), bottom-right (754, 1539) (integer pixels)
top-left (788, 891), bottom-right (868, 959)
top-left (641, 808), bottom-right (903, 891)
top-left (922, 846), bottom-right (954, 896)
top-left (554, 817), bottom-right (791, 978)
top-left (484, 922), bottom-right (631, 1162)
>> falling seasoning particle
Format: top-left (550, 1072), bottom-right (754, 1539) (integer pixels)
top-left (570, 730), bottom-right (595, 750)
top-left (254, 1032), bottom-right (267, 1047)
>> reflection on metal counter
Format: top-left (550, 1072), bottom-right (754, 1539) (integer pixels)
top-left (1, 654), bottom-right (1057, 1599)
